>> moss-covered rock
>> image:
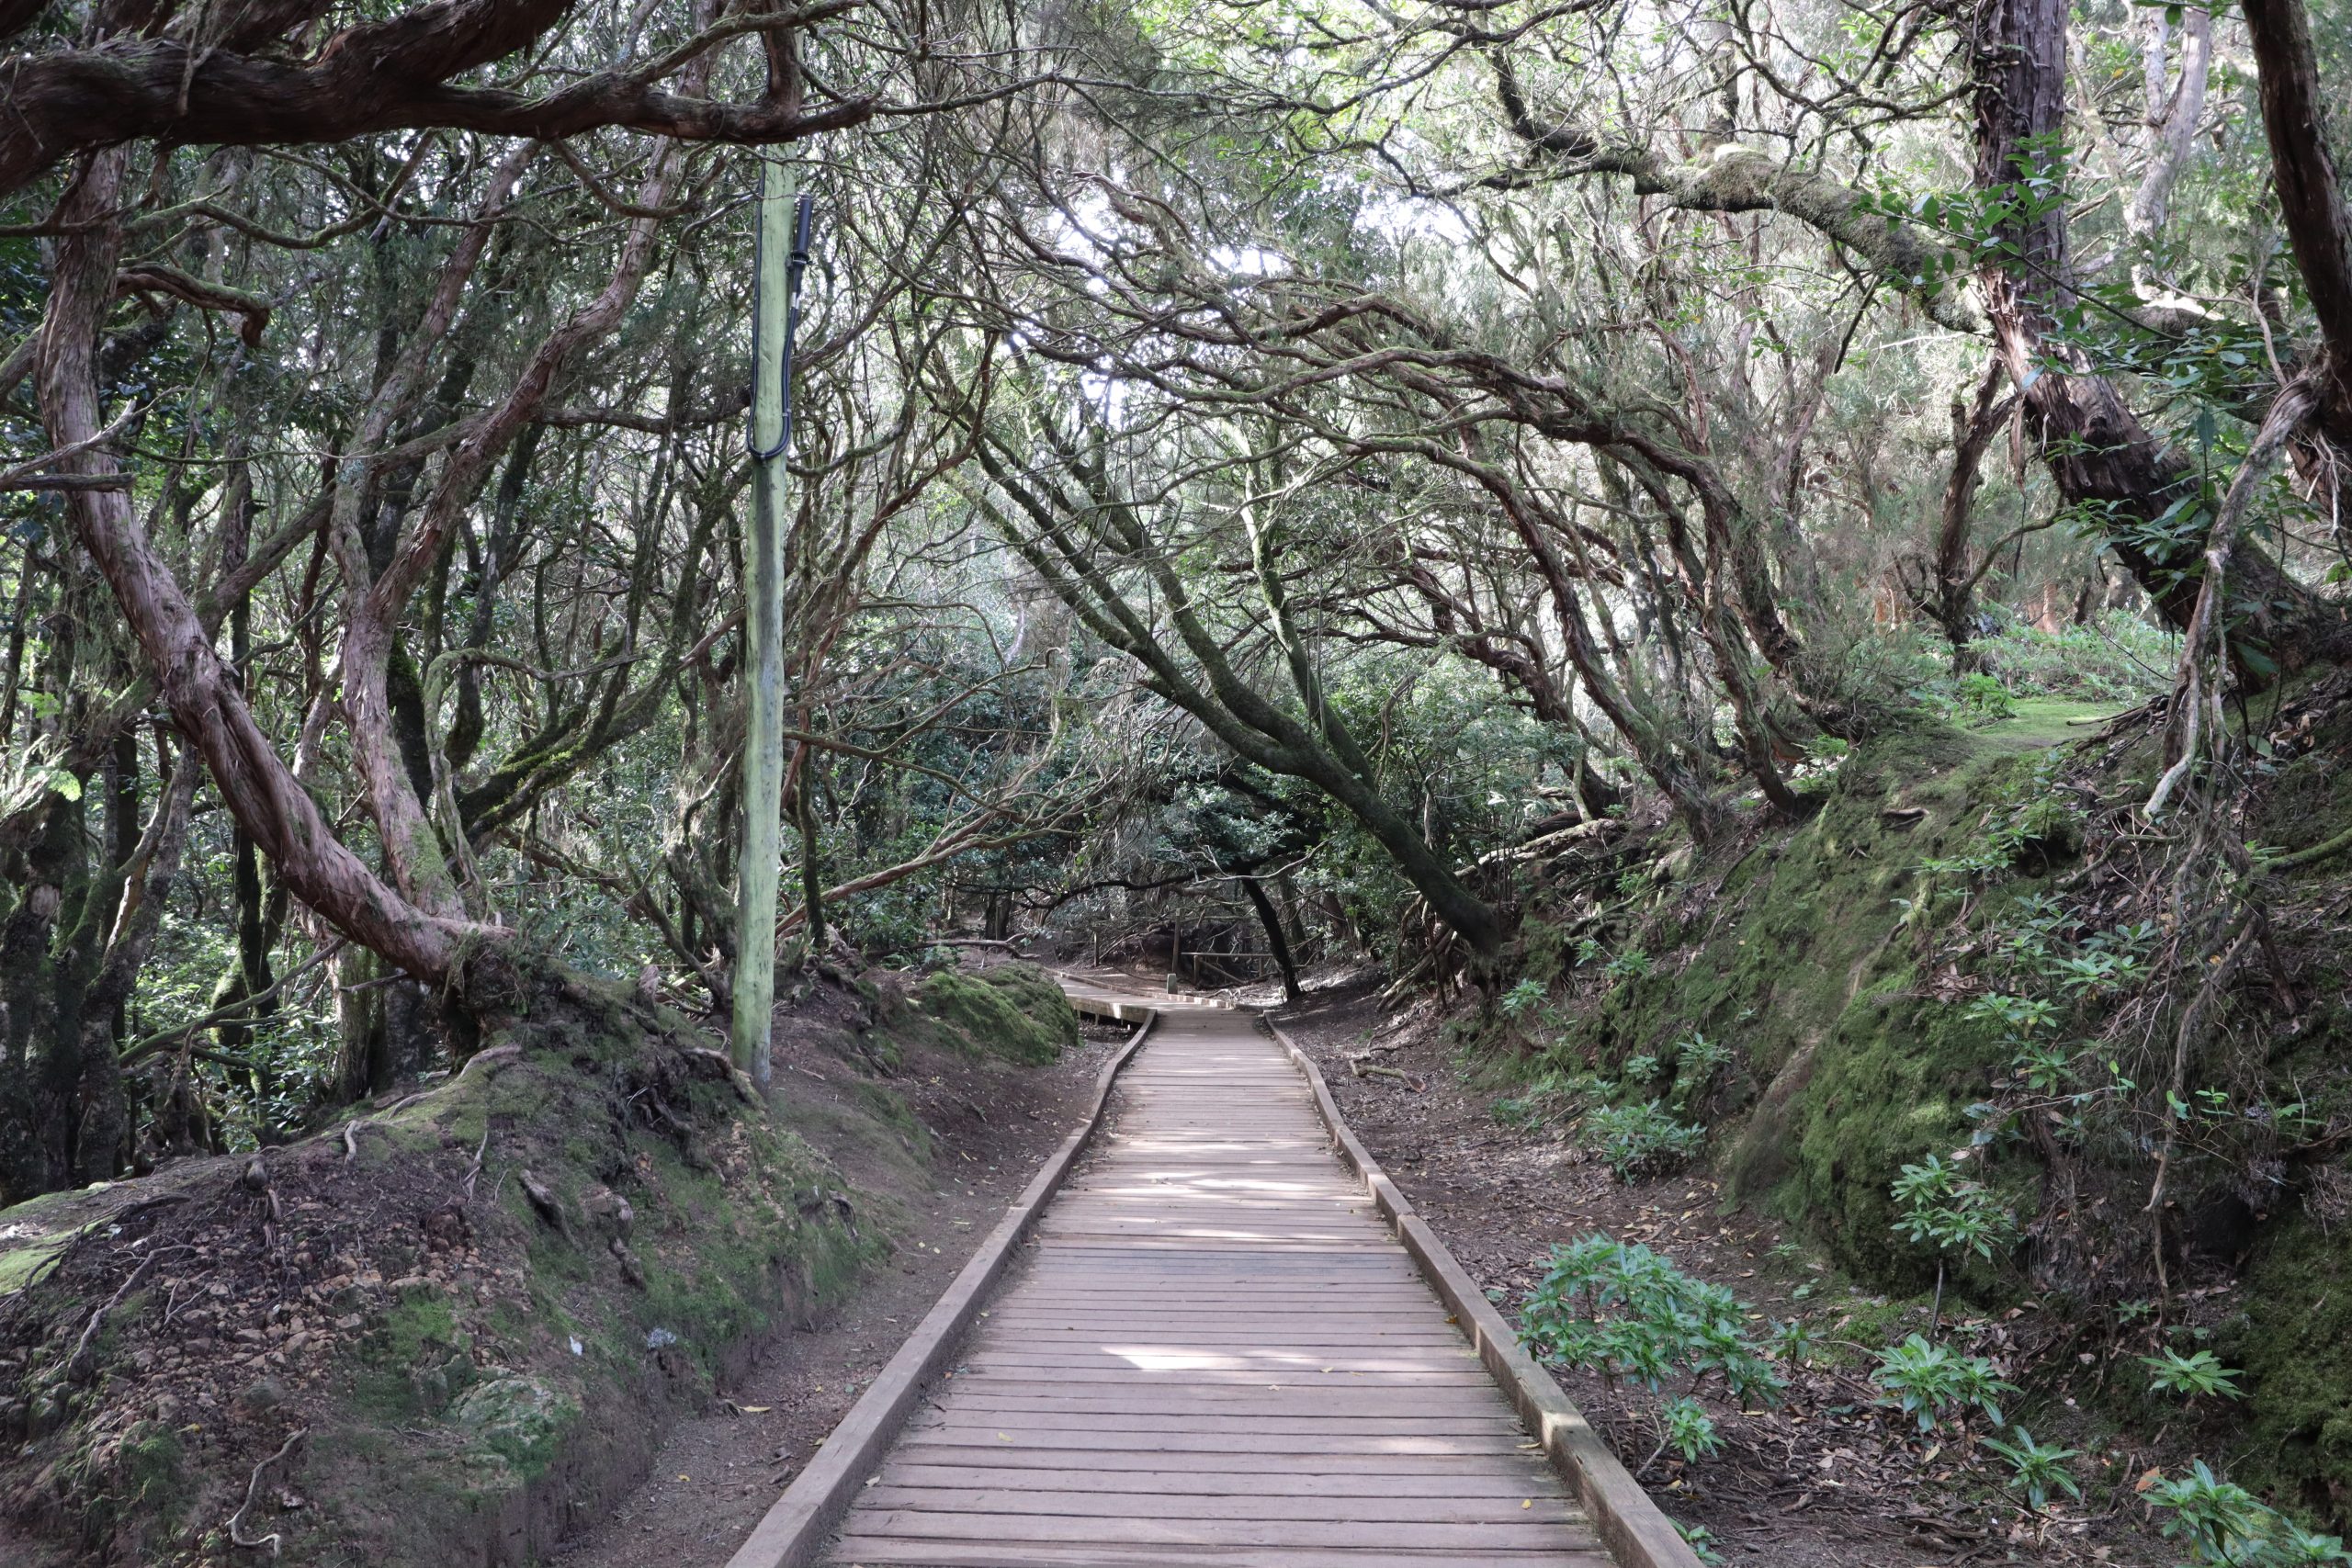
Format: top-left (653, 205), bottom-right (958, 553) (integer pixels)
top-left (2233, 1214), bottom-right (2352, 1518)
top-left (901, 962), bottom-right (1080, 1065)
top-left (451, 1375), bottom-right (579, 1480)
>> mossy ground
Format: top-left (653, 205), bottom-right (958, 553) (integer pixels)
top-left (0, 959), bottom-right (1079, 1565)
top-left (887, 962), bottom-right (1081, 1066)
top-left (1482, 690), bottom-right (2352, 1523)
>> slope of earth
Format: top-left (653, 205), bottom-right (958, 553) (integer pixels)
top-left (0, 959), bottom-right (1092, 1568)
top-left (553, 972), bottom-right (1128, 1566)
top-left (1274, 987), bottom-right (2174, 1568)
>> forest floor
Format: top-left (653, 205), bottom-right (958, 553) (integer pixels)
top-left (1268, 974), bottom-right (2175, 1568)
top-left (554, 987), bottom-right (1128, 1566)
top-left (0, 962), bottom-right (1114, 1568)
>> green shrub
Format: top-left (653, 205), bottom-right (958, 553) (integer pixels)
top-left (1980, 1427), bottom-right (2082, 1510)
top-left (2142, 1348), bottom-right (2245, 1404)
top-left (1522, 1235), bottom-right (1783, 1403)
top-left (1584, 1101), bottom-right (1705, 1179)
top-left (1521, 1235), bottom-right (1783, 1474)
top-left (2144, 1460), bottom-right (2352, 1565)
top-left (1953, 671), bottom-right (2016, 723)
top-left (1869, 1334), bottom-right (2016, 1432)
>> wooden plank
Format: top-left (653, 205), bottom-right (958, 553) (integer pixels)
top-left (876, 1462), bottom-right (1562, 1493)
top-left (858, 1485), bottom-right (1582, 1523)
top-left (729, 991), bottom-right (1677, 1568)
top-left (893, 1427), bottom-right (1538, 1457)
top-left (829, 1537), bottom-right (1613, 1568)
top-left (840, 1509), bottom-right (1591, 1551)
top-left (718, 1014), bottom-right (1158, 1568)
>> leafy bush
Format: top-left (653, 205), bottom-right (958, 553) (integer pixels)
top-left (1604, 946), bottom-right (1653, 981)
top-left (2143, 1348), bottom-right (2245, 1403)
top-left (1659, 1394), bottom-right (1721, 1461)
top-left (1953, 671), bottom-right (2016, 723)
top-left (1521, 1235), bottom-right (1785, 1403)
top-left (1521, 1235), bottom-right (1783, 1475)
top-left (1981, 1427), bottom-right (2082, 1510)
top-left (1869, 1334), bottom-right (2016, 1432)
top-left (1584, 1101), bottom-right (1706, 1179)
top-left (2145, 1460), bottom-right (2352, 1565)
top-left (1500, 977), bottom-right (1547, 1020)
top-left (1891, 1155), bottom-right (2014, 1263)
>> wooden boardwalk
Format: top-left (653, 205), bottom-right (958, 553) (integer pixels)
top-left (820, 986), bottom-right (1610, 1568)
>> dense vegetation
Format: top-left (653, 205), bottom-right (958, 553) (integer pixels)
top-left (5, 0), bottom-right (2352, 1555)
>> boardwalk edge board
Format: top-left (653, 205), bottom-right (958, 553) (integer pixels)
top-left (721, 1009), bottom-right (1159, 1568)
top-left (1262, 1018), bottom-right (1707, 1568)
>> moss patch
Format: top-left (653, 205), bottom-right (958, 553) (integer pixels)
top-left (896, 963), bottom-right (1080, 1066)
top-left (2233, 1215), bottom-right (2352, 1517)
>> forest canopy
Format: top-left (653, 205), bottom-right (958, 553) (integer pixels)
top-left (3, 0), bottom-right (2349, 1210)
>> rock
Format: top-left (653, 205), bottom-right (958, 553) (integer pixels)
top-left (450, 1375), bottom-right (579, 1472)
top-left (239, 1378), bottom-right (286, 1414)
top-left (582, 1186), bottom-right (635, 1237)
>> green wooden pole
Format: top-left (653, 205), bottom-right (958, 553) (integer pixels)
top-left (731, 160), bottom-right (812, 1092)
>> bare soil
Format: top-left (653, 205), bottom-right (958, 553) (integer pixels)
top-left (1272, 977), bottom-right (2173, 1568)
top-left (553, 994), bottom-right (1126, 1566)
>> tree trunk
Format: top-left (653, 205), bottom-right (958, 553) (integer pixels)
top-left (1919, 360), bottom-right (2014, 664)
top-left (38, 149), bottom-right (467, 990)
top-left (1971, 0), bottom-right (2325, 660)
top-left (1239, 875), bottom-right (1302, 1004)
top-left (2240, 0), bottom-right (2352, 446)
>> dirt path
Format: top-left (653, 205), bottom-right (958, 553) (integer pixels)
top-left (555, 1003), bottom-right (1125, 1566)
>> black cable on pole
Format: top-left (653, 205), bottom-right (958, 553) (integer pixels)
top-left (749, 186), bottom-right (817, 462)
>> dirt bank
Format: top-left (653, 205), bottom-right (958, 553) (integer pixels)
top-left (0, 961), bottom-right (1098, 1567)
top-left (1275, 981), bottom-right (2172, 1568)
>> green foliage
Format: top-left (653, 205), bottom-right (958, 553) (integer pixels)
top-left (1952, 672), bottom-right (2016, 724)
top-left (1889, 1155), bottom-right (2014, 1264)
top-left (1769, 1318), bottom-right (1814, 1367)
top-left (2145, 1461), bottom-right (2352, 1566)
top-left (1979, 1427), bottom-right (2081, 1510)
top-left (1868, 1334), bottom-right (2016, 1432)
top-left (1659, 1394), bottom-right (1720, 1461)
top-left (1676, 1521), bottom-right (1724, 1565)
top-left (1604, 947), bottom-right (1654, 981)
top-left (1500, 977), bottom-right (1548, 1020)
top-left (2142, 1348), bottom-right (2245, 1404)
top-left (1583, 1100), bottom-right (1706, 1179)
top-left (1521, 1235), bottom-right (1784, 1407)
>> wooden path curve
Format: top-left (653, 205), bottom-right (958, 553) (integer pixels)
top-left (729, 976), bottom-right (1696, 1568)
